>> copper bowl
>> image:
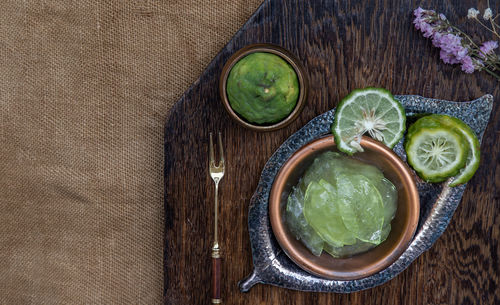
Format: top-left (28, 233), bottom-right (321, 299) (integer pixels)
top-left (269, 135), bottom-right (420, 280)
top-left (219, 43), bottom-right (308, 132)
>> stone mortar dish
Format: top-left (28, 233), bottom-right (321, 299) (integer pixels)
top-left (239, 94), bottom-right (493, 293)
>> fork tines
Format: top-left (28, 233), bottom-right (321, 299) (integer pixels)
top-left (209, 132), bottom-right (225, 169)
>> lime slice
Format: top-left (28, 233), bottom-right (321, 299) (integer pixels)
top-left (332, 88), bottom-right (406, 154)
top-left (405, 124), bottom-right (469, 183)
top-left (303, 181), bottom-right (356, 247)
top-left (421, 115), bottom-right (480, 187)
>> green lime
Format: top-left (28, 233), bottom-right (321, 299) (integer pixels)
top-left (405, 120), bottom-right (469, 183)
top-left (331, 88), bottom-right (406, 154)
top-left (418, 115), bottom-right (480, 187)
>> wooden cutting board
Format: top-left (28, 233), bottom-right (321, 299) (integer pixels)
top-left (164, 0), bottom-right (500, 304)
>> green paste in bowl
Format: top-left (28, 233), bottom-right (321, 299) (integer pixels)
top-left (226, 52), bottom-right (299, 124)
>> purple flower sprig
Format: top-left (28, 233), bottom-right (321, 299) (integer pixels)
top-left (414, 7), bottom-right (500, 80)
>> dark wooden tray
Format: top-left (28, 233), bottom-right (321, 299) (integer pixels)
top-left (164, 0), bottom-right (500, 304)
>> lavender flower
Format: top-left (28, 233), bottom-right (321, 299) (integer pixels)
top-left (460, 56), bottom-right (475, 73)
top-left (413, 9), bottom-right (474, 72)
top-left (413, 9), bottom-right (435, 38)
top-left (480, 41), bottom-right (498, 57)
top-left (414, 7), bottom-right (425, 19)
top-left (439, 50), bottom-right (460, 64)
top-left (413, 7), bottom-right (500, 79)
top-left (435, 34), bottom-right (465, 57)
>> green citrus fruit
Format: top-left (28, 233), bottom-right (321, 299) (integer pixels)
top-left (332, 88), bottom-right (406, 154)
top-left (405, 116), bottom-right (469, 183)
top-left (411, 114), bottom-right (480, 187)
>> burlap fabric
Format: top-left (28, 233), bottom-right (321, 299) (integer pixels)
top-left (0, 1), bottom-right (262, 303)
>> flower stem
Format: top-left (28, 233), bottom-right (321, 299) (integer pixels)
top-left (484, 62), bottom-right (500, 72)
top-left (473, 17), bottom-right (500, 39)
top-left (492, 15), bottom-right (500, 28)
top-left (448, 20), bottom-right (500, 75)
top-left (449, 25), bottom-right (481, 49)
top-left (490, 19), bottom-right (499, 36)
top-left (487, 58), bottom-right (500, 71)
top-left (476, 53), bottom-right (500, 71)
top-left (482, 67), bottom-right (500, 80)
top-left (483, 51), bottom-right (500, 69)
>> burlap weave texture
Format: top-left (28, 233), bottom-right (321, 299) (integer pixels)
top-left (0, 1), bottom-right (262, 303)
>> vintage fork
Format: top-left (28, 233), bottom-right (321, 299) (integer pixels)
top-left (209, 132), bottom-right (225, 304)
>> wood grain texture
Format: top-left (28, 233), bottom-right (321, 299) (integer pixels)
top-left (164, 0), bottom-right (500, 304)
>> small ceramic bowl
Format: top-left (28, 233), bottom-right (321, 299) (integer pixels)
top-left (219, 43), bottom-right (308, 132)
top-left (269, 135), bottom-right (420, 280)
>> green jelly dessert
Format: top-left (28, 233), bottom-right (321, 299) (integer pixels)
top-left (304, 180), bottom-right (357, 247)
top-left (226, 52), bottom-right (299, 124)
top-left (285, 185), bottom-right (324, 256)
top-left (285, 152), bottom-right (398, 258)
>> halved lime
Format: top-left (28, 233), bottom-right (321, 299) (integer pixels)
top-left (420, 115), bottom-right (480, 187)
top-left (405, 124), bottom-right (469, 183)
top-left (331, 88), bottom-right (406, 154)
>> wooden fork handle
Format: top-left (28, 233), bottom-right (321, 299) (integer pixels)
top-left (211, 256), bottom-right (221, 303)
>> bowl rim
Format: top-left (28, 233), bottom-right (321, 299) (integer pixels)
top-left (219, 43), bottom-right (308, 132)
top-left (269, 135), bottom-right (420, 280)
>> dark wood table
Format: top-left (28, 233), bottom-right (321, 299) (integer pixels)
top-left (164, 0), bottom-right (500, 304)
